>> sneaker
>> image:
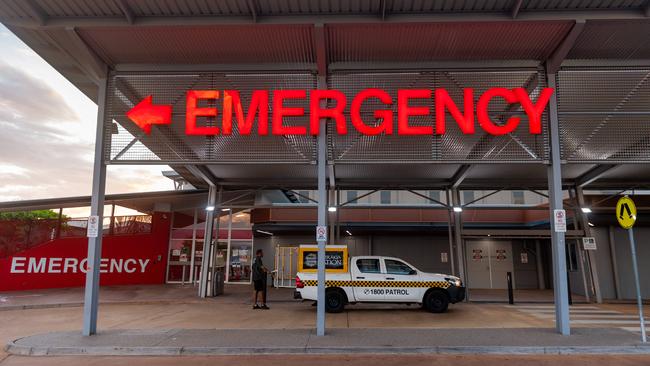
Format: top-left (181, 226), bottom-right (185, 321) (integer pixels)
top-left (253, 304), bottom-right (261, 309)
top-left (260, 304), bottom-right (270, 310)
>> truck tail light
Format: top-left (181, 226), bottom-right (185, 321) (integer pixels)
top-left (296, 276), bottom-right (304, 288)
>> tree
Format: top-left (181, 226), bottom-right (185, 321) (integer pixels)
top-left (0, 210), bottom-right (61, 220)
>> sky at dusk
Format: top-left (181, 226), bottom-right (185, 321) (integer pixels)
top-left (0, 23), bottom-right (174, 206)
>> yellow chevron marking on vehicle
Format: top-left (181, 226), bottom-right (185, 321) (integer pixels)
top-left (302, 280), bottom-right (450, 289)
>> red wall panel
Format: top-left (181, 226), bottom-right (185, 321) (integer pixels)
top-left (0, 212), bottom-right (171, 291)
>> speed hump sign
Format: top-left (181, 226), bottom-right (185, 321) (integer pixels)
top-left (616, 196), bottom-right (637, 229)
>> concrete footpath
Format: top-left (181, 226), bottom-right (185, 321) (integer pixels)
top-left (6, 328), bottom-right (650, 356)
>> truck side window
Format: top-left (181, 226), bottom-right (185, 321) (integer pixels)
top-left (385, 259), bottom-right (414, 275)
top-left (356, 259), bottom-right (380, 273)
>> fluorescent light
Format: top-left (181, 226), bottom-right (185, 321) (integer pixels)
top-left (221, 208), bottom-right (230, 212)
top-left (328, 206), bottom-right (337, 212)
top-left (205, 206), bottom-right (215, 211)
top-left (256, 230), bottom-right (273, 236)
top-left (345, 230), bottom-right (352, 235)
top-left (581, 207), bottom-right (592, 213)
top-left (588, 222), bottom-right (595, 227)
top-left (453, 207), bottom-right (463, 213)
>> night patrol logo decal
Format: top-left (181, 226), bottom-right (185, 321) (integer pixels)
top-left (302, 280), bottom-right (450, 289)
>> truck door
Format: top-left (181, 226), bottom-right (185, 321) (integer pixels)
top-left (382, 258), bottom-right (421, 302)
top-left (352, 257), bottom-right (385, 301)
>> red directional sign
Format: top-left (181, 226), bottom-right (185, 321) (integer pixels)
top-left (126, 95), bottom-right (172, 134)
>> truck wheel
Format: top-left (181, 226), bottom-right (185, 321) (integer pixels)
top-left (325, 289), bottom-right (346, 313)
top-left (423, 289), bottom-right (449, 313)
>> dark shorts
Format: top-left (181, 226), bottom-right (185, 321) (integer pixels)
top-left (253, 279), bottom-right (264, 291)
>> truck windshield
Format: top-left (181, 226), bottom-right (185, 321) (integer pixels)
top-left (385, 259), bottom-right (414, 275)
top-left (356, 258), bottom-right (380, 273)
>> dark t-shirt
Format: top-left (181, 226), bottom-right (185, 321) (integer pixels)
top-left (252, 256), bottom-right (265, 281)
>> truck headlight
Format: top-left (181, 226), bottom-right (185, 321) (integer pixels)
top-left (445, 277), bottom-right (462, 287)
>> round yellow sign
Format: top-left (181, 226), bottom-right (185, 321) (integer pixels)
top-left (616, 196), bottom-right (637, 229)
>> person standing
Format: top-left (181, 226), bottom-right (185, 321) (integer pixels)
top-left (252, 249), bottom-right (269, 309)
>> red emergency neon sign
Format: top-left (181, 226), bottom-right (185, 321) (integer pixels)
top-left (126, 88), bottom-right (554, 136)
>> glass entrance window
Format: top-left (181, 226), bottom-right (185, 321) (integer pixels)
top-left (166, 209), bottom-right (254, 285)
top-left (228, 241), bottom-right (252, 282)
top-left (225, 210), bottom-right (254, 283)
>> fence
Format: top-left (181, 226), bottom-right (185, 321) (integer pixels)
top-left (0, 215), bottom-right (152, 259)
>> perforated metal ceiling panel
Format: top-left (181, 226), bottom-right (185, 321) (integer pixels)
top-left (568, 20), bottom-right (650, 60)
top-left (106, 72), bottom-right (317, 163)
top-left (328, 70), bottom-right (549, 163)
top-left (558, 68), bottom-right (650, 162)
top-left (107, 69), bottom-right (555, 165)
top-left (78, 25), bottom-right (315, 66)
top-left (326, 22), bottom-right (573, 63)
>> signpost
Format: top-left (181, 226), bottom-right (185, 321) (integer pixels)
top-left (616, 196), bottom-right (646, 343)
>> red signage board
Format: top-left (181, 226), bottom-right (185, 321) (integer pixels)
top-left (127, 87), bottom-right (554, 137)
top-left (0, 213), bottom-right (171, 291)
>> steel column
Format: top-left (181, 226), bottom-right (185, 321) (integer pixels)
top-left (535, 240), bottom-right (546, 290)
top-left (316, 75), bottom-right (328, 336)
top-left (189, 208), bottom-right (198, 284)
top-left (570, 188), bottom-right (591, 303)
top-left (546, 72), bottom-right (571, 335)
top-left (207, 188), bottom-right (223, 295)
top-left (450, 189), bottom-right (466, 295)
top-left (608, 226), bottom-right (622, 300)
top-left (446, 189), bottom-right (456, 276)
top-left (82, 77), bottom-right (108, 336)
top-left (198, 186), bottom-right (217, 298)
top-left (576, 186), bottom-right (602, 303)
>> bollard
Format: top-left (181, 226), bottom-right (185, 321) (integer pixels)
top-left (507, 271), bottom-right (514, 305)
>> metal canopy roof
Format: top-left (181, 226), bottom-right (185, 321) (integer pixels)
top-left (1, 0), bottom-right (650, 191)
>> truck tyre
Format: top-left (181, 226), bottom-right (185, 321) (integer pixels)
top-left (325, 288), bottom-right (346, 313)
top-left (423, 289), bottom-right (449, 313)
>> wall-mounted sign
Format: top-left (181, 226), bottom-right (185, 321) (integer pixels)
top-left (520, 252), bottom-right (528, 264)
top-left (553, 209), bottom-right (567, 233)
top-left (582, 237), bottom-right (597, 251)
top-left (298, 245), bottom-right (348, 273)
top-left (127, 88), bottom-right (554, 137)
top-left (472, 249), bottom-right (483, 261)
top-left (441, 252), bottom-right (448, 263)
top-left (9, 257), bottom-right (151, 274)
top-left (496, 249), bottom-right (507, 261)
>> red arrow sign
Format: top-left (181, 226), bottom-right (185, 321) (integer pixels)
top-left (126, 96), bottom-right (172, 134)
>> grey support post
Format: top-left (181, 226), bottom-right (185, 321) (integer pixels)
top-left (546, 71), bottom-right (571, 335)
top-left (450, 189), bottom-right (466, 295)
top-left (576, 186), bottom-right (602, 303)
top-left (316, 75), bottom-right (328, 336)
top-left (198, 186), bottom-right (217, 298)
top-left (82, 77), bottom-right (109, 336)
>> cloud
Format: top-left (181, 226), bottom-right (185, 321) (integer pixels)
top-left (0, 62), bottom-right (80, 139)
top-left (0, 61), bottom-right (172, 202)
top-left (0, 164), bottom-right (28, 176)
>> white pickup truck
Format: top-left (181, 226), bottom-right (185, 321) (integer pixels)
top-left (294, 256), bottom-right (464, 313)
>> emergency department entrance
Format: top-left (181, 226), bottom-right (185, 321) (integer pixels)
top-left (466, 240), bottom-right (514, 290)
top-left (3, 0), bottom-right (650, 338)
